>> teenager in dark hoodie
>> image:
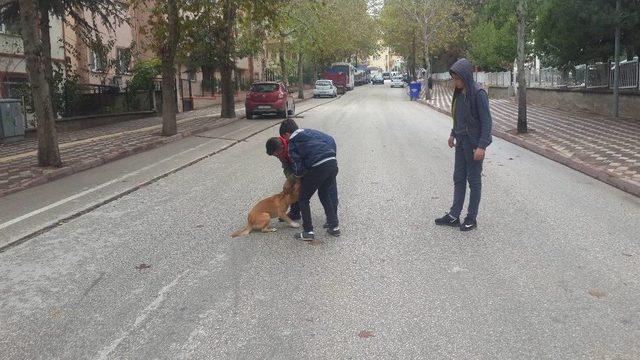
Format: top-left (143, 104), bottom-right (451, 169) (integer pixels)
top-left (279, 120), bottom-right (339, 241)
top-left (435, 58), bottom-right (492, 231)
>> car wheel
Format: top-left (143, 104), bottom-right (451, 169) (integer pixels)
top-left (245, 109), bottom-right (252, 119)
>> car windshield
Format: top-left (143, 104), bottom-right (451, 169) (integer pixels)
top-left (316, 81), bottom-right (331, 87)
top-left (250, 83), bottom-right (279, 93)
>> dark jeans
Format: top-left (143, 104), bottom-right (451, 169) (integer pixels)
top-left (288, 201), bottom-right (301, 219)
top-left (450, 135), bottom-right (483, 220)
top-left (299, 160), bottom-right (339, 232)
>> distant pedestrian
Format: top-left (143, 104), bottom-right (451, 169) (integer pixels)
top-left (435, 58), bottom-right (492, 231)
top-left (427, 76), bottom-right (433, 100)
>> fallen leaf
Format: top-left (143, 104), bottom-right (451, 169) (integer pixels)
top-left (195, 224), bottom-right (205, 228)
top-left (358, 330), bottom-right (375, 338)
top-left (308, 240), bottom-right (323, 246)
top-left (587, 288), bottom-right (606, 299)
top-left (135, 263), bottom-right (152, 271)
top-left (622, 252), bottom-right (633, 257)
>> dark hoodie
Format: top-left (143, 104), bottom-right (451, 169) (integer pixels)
top-left (449, 58), bottom-right (492, 149)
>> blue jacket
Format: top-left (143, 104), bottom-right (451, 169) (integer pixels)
top-left (288, 129), bottom-right (337, 176)
top-left (449, 58), bottom-right (492, 149)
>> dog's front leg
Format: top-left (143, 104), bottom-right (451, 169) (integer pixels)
top-left (278, 212), bottom-right (300, 228)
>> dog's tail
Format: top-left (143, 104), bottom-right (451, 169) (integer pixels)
top-left (230, 224), bottom-right (252, 238)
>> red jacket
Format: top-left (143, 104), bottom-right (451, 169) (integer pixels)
top-left (276, 136), bottom-right (293, 168)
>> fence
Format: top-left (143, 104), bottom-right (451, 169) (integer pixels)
top-left (432, 56), bottom-right (639, 91)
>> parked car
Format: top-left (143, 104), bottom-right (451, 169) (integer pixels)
top-left (371, 73), bottom-right (384, 85)
top-left (245, 82), bottom-right (295, 119)
top-left (382, 72), bottom-right (391, 80)
top-left (313, 79), bottom-right (338, 98)
top-left (390, 76), bottom-right (405, 88)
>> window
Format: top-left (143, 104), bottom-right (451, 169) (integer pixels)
top-left (116, 48), bottom-right (131, 74)
top-left (250, 83), bottom-right (279, 93)
top-left (89, 50), bottom-right (107, 72)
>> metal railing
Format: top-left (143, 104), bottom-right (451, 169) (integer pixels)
top-left (431, 57), bottom-right (640, 91)
top-left (487, 71), bottom-right (512, 87)
top-left (609, 58), bottom-right (639, 89)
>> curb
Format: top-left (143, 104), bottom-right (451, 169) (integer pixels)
top-left (0, 93), bottom-right (317, 199)
top-left (421, 101), bottom-right (640, 198)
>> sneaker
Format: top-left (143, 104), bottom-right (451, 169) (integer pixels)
top-left (460, 217), bottom-right (477, 231)
top-left (293, 231), bottom-right (315, 241)
top-left (327, 227), bottom-right (341, 237)
top-left (435, 213), bottom-right (460, 226)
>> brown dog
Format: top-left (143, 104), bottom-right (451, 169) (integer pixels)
top-left (230, 180), bottom-right (301, 237)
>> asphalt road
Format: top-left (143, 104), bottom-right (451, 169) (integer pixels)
top-left (1, 83), bottom-right (639, 359)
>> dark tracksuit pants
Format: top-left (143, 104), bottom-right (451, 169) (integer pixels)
top-left (299, 160), bottom-right (339, 232)
top-left (450, 135), bottom-right (483, 220)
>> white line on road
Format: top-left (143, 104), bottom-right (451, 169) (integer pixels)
top-left (94, 270), bottom-right (189, 360)
top-left (0, 138), bottom-right (229, 231)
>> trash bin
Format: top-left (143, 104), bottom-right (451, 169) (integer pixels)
top-left (0, 99), bottom-right (25, 142)
top-left (409, 82), bottom-right (421, 101)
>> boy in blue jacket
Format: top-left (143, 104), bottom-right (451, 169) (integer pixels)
top-left (279, 120), bottom-right (339, 241)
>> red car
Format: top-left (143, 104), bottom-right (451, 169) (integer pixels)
top-left (245, 82), bottom-right (295, 119)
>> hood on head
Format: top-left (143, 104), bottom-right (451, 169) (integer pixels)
top-left (449, 58), bottom-right (476, 95)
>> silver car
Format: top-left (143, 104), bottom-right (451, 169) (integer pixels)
top-left (313, 80), bottom-right (338, 98)
top-left (390, 76), bottom-right (405, 88)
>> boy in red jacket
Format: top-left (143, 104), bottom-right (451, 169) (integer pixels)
top-left (266, 119), bottom-right (301, 221)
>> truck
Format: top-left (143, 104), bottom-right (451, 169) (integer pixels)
top-left (322, 62), bottom-right (355, 94)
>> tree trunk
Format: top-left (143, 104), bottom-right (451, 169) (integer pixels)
top-left (516, 0), bottom-right (527, 133)
top-left (19, 0), bottom-right (61, 167)
top-left (411, 33), bottom-right (417, 81)
top-left (248, 56), bottom-right (254, 84)
top-left (39, 2), bottom-right (57, 117)
top-left (279, 34), bottom-right (287, 85)
top-left (297, 52), bottom-right (304, 100)
top-left (161, 0), bottom-right (179, 136)
top-left (312, 62), bottom-right (318, 84)
top-left (220, 0), bottom-right (236, 118)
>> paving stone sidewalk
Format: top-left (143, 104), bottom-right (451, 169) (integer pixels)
top-left (0, 90), bottom-right (314, 198)
top-left (423, 81), bottom-right (640, 197)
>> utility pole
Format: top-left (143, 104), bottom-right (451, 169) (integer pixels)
top-left (613, 0), bottom-right (621, 118)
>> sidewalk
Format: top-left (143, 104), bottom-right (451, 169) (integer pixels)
top-left (422, 82), bottom-right (640, 197)
top-left (0, 90), bottom-right (314, 198)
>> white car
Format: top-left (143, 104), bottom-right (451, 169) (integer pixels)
top-left (313, 80), bottom-right (338, 98)
top-left (390, 76), bottom-right (405, 88)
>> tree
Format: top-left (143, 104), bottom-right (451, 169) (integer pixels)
top-left (466, 0), bottom-right (518, 71)
top-left (17, 0), bottom-right (61, 166)
top-left (534, 0), bottom-right (640, 67)
top-left (380, 0), bottom-right (467, 78)
top-left (1, 0), bottom-right (126, 165)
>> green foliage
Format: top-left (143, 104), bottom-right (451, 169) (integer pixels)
top-left (534, 0), bottom-right (640, 67)
top-left (51, 64), bottom-right (81, 117)
top-left (468, 18), bottom-right (516, 71)
top-left (128, 58), bottom-right (161, 92)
